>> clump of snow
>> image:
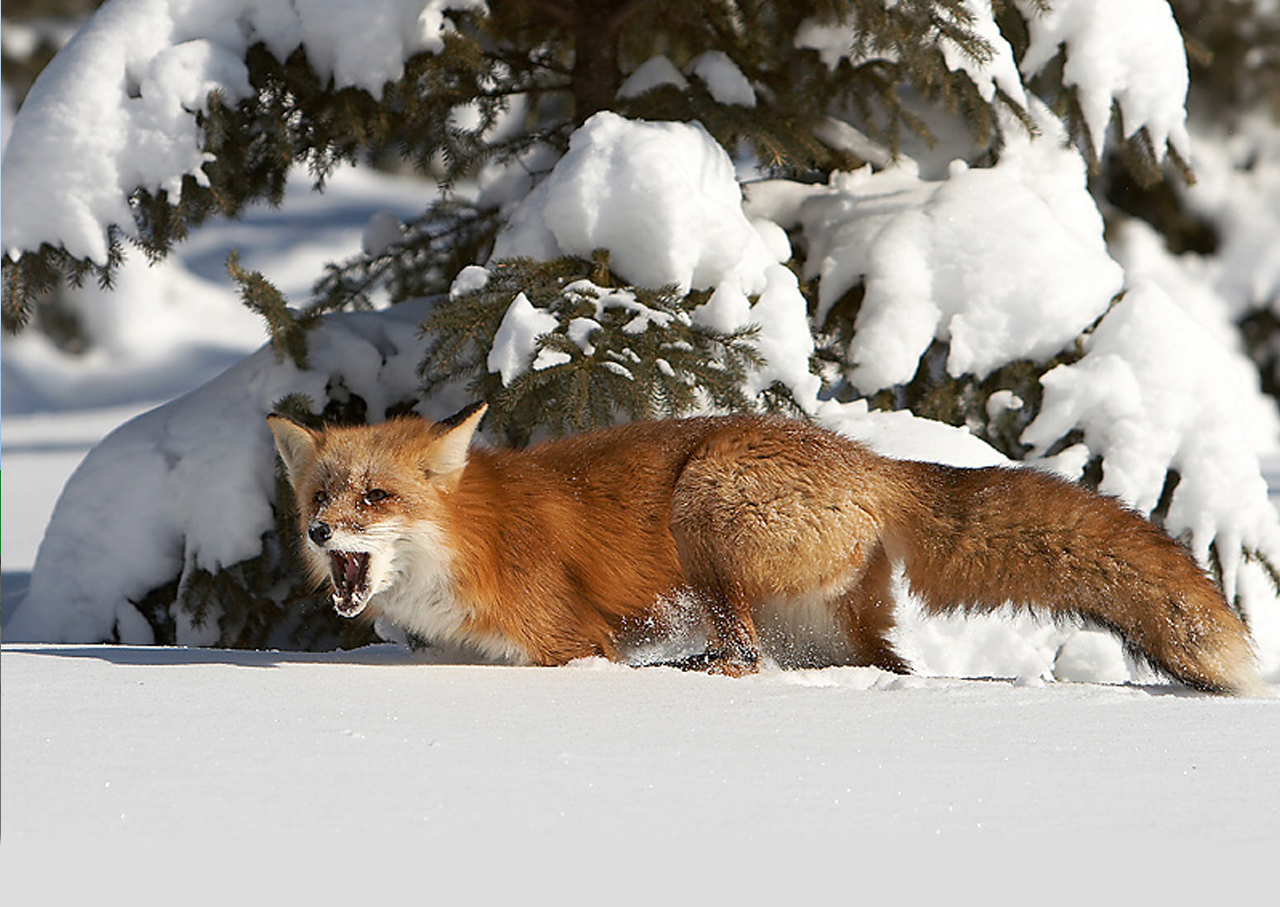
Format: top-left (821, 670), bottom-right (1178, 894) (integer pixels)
top-left (765, 105), bottom-right (1123, 394)
top-left (488, 292), bottom-right (559, 386)
top-left (794, 1), bottom-right (1028, 109)
top-left (686, 51), bottom-right (756, 107)
top-left (1024, 281), bottom-right (1280, 615)
top-left (738, 265), bottom-right (819, 400)
top-left (492, 112), bottom-right (776, 295)
top-left (617, 55), bottom-right (688, 99)
top-left (490, 112), bottom-right (821, 407)
top-left (986, 389), bottom-right (1024, 420)
top-left (450, 263), bottom-right (491, 297)
top-left (289, 0), bottom-right (481, 92)
top-left (937, 0), bottom-right (1027, 107)
top-left (796, 0), bottom-right (1191, 164)
top-left (1014, 0), bottom-right (1191, 161)
top-left (361, 210), bottom-right (405, 257)
top-left (816, 399), bottom-right (1009, 468)
top-left (794, 14), bottom-right (898, 71)
top-left (1, 0), bottom-right (486, 263)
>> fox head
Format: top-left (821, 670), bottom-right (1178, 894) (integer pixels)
top-left (266, 403), bottom-right (487, 618)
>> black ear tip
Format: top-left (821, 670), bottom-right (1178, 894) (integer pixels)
top-left (438, 401), bottom-right (487, 430)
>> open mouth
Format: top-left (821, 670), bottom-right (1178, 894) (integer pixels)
top-left (328, 551), bottom-right (372, 617)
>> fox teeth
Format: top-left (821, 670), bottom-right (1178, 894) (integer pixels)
top-left (328, 551), bottom-right (371, 616)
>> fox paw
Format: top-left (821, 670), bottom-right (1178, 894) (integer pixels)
top-left (658, 650), bottom-right (759, 677)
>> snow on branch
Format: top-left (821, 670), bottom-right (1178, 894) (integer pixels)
top-left (1015, 0), bottom-right (1193, 164)
top-left (0, 0), bottom-right (486, 265)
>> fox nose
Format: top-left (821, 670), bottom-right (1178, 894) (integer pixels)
top-left (308, 520), bottom-right (333, 546)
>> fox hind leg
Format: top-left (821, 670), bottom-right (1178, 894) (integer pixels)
top-left (834, 543), bottom-right (911, 674)
top-left (690, 574), bottom-right (765, 676)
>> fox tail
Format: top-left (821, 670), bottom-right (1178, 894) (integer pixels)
top-left (886, 461), bottom-right (1269, 696)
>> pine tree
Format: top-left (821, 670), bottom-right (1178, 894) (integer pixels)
top-left (4, 0), bottom-right (1154, 435)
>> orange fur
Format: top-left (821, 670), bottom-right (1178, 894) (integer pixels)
top-left (267, 408), bottom-right (1266, 695)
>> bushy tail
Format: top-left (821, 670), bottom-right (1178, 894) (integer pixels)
top-left (886, 461), bottom-right (1267, 696)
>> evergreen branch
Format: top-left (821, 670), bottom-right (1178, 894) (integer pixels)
top-left (226, 251), bottom-right (311, 368)
top-left (418, 255), bottom-right (792, 445)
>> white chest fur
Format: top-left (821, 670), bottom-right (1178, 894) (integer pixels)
top-left (370, 521), bottom-right (530, 664)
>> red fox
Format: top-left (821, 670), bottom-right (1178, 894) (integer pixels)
top-left (267, 404), bottom-right (1267, 695)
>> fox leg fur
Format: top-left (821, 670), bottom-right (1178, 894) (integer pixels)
top-left (836, 543), bottom-right (911, 674)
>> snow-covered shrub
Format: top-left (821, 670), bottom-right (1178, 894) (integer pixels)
top-left (5, 301), bottom-right (460, 646)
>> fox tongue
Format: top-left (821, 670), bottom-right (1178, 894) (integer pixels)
top-left (328, 551), bottom-right (371, 616)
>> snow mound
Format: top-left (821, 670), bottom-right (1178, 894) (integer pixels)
top-left (1, 0), bottom-right (485, 263)
top-left (492, 112), bottom-right (776, 295)
top-left (5, 303), bottom-right (442, 645)
top-left (489, 112), bottom-right (821, 406)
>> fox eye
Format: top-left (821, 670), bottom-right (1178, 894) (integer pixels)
top-left (363, 488), bottom-right (390, 505)
top-left (313, 489), bottom-right (329, 507)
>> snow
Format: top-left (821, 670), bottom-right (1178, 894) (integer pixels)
top-left (490, 112), bottom-right (821, 405)
top-left (1025, 282), bottom-right (1280, 629)
top-left (492, 112), bottom-right (776, 296)
top-left (768, 105), bottom-right (1124, 394)
top-left (794, 13), bottom-right (898, 71)
top-left (1015, 0), bottom-right (1192, 161)
top-left (1182, 113), bottom-right (1280, 315)
top-left (4, 643), bottom-right (1280, 858)
top-left (8, 377), bottom-right (1280, 853)
top-left (3, 300), bottom-right (446, 645)
top-left (617, 54), bottom-right (688, 99)
top-left (361, 209), bottom-right (405, 257)
top-left (8, 104), bottom-right (1280, 680)
top-left (614, 49), bottom-right (758, 108)
top-left (796, 0), bottom-right (1192, 164)
top-left (488, 291), bottom-right (559, 385)
top-left (2, 162), bottom-right (438, 415)
top-left (5, 0), bottom-right (1280, 858)
top-left (937, 0), bottom-right (1027, 107)
top-left (1, 0), bottom-right (485, 262)
top-left (686, 50), bottom-right (757, 107)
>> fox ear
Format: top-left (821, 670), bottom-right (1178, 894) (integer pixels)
top-left (430, 402), bottom-right (487, 486)
top-left (267, 413), bottom-right (322, 481)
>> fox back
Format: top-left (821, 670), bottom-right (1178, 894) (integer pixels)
top-left (268, 407), bottom-right (1267, 695)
